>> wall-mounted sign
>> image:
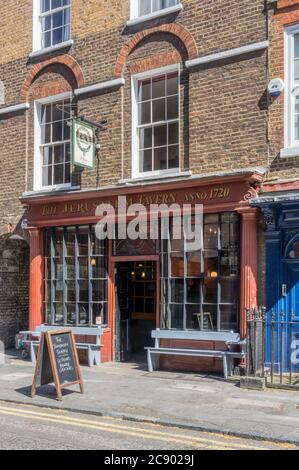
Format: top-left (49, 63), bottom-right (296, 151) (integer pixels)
top-left (72, 118), bottom-right (96, 170)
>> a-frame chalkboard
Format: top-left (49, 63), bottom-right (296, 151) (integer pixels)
top-left (31, 330), bottom-right (84, 401)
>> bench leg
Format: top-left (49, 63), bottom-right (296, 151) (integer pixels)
top-left (147, 349), bottom-right (154, 372)
top-left (87, 348), bottom-right (94, 367)
top-left (227, 356), bottom-right (233, 377)
top-left (95, 350), bottom-right (101, 366)
top-left (223, 355), bottom-right (228, 380)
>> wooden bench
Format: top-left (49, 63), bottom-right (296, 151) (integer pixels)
top-left (19, 325), bottom-right (103, 367)
top-left (145, 329), bottom-right (246, 379)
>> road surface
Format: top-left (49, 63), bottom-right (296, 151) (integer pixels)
top-left (0, 401), bottom-right (296, 450)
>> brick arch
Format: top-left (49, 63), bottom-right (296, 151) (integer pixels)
top-left (114, 23), bottom-right (198, 77)
top-left (20, 55), bottom-right (84, 102)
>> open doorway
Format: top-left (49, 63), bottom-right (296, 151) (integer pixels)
top-left (115, 260), bottom-right (157, 362)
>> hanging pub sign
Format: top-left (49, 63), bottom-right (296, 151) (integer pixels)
top-left (31, 330), bottom-right (84, 401)
top-left (72, 117), bottom-right (96, 169)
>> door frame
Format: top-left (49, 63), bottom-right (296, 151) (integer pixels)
top-left (109, 253), bottom-right (160, 361)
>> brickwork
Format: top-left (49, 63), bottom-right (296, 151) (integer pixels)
top-left (267, 0), bottom-right (299, 183)
top-left (0, 0), bottom-right (268, 344)
top-left (0, 236), bottom-right (29, 347)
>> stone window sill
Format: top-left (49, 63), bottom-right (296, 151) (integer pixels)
top-left (126, 3), bottom-right (183, 27)
top-left (280, 147), bottom-right (299, 158)
top-left (29, 40), bottom-right (74, 60)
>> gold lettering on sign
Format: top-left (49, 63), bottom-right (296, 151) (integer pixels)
top-left (185, 187), bottom-right (230, 202)
top-left (42, 205), bottom-right (57, 216)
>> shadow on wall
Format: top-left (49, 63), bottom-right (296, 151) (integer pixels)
top-left (0, 233), bottom-right (29, 348)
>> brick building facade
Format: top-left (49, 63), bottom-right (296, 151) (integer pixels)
top-left (0, 1), bottom-right (273, 370)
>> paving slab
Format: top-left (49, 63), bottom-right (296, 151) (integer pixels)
top-left (0, 350), bottom-right (299, 444)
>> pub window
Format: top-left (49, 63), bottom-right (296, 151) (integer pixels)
top-left (131, 0), bottom-right (179, 19)
top-left (132, 65), bottom-right (180, 178)
top-left (284, 25), bottom-right (299, 152)
top-left (44, 225), bottom-right (108, 327)
top-left (33, 0), bottom-right (71, 51)
top-left (34, 94), bottom-right (72, 190)
top-left (160, 213), bottom-right (240, 332)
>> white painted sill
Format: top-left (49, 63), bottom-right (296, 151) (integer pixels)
top-left (127, 3), bottom-right (183, 27)
top-left (280, 147), bottom-right (299, 158)
top-left (120, 170), bottom-right (192, 185)
top-left (29, 40), bottom-right (74, 60)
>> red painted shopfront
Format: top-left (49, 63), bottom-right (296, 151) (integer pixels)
top-left (21, 171), bottom-right (261, 369)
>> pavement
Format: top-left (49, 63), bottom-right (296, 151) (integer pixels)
top-left (1, 350), bottom-right (299, 445)
top-left (0, 401), bottom-right (295, 450)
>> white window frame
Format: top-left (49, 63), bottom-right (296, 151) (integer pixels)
top-left (284, 24), bottom-right (299, 151)
top-left (34, 92), bottom-right (72, 192)
top-left (32, 0), bottom-right (72, 55)
top-left (129, 0), bottom-right (182, 25)
top-left (131, 64), bottom-right (181, 180)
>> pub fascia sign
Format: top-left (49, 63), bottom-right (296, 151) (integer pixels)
top-left (72, 118), bottom-right (96, 170)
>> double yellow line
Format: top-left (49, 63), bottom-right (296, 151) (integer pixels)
top-left (0, 403), bottom-right (294, 451)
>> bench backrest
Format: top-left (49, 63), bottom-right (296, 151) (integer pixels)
top-left (36, 325), bottom-right (103, 337)
top-left (151, 329), bottom-right (240, 344)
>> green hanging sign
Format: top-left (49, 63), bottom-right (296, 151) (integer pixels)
top-left (72, 118), bottom-right (96, 170)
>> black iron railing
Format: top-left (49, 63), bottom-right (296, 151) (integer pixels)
top-left (246, 307), bottom-right (299, 389)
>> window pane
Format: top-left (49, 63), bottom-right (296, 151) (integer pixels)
top-left (154, 124), bottom-right (167, 147)
top-left (41, 124), bottom-right (51, 144)
top-left (220, 251), bottom-right (239, 277)
top-left (139, 79), bottom-right (151, 101)
top-left (54, 303), bottom-right (63, 324)
top-left (152, 76), bottom-right (165, 99)
top-left (220, 278), bottom-right (239, 303)
top-left (42, 0), bottom-right (51, 13)
top-left (139, 0), bottom-right (151, 15)
top-left (152, 98), bottom-right (166, 122)
top-left (204, 250), bottom-right (218, 277)
top-left (42, 31), bottom-right (51, 48)
top-left (154, 146), bottom-right (167, 171)
top-left (204, 223), bottom-right (219, 249)
top-left (167, 95), bottom-right (178, 120)
top-left (91, 256), bottom-right (107, 279)
top-left (66, 257), bottom-right (75, 279)
top-left (186, 305), bottom-right (201, 330)
top-left (139, 102), bottom-right (151, 124)
top-left (168, 145), bottom-right (179, 169)
top-left (92, 303), bottom-right (106, 326)
top-left (53, 144), bottom-right (64, 164)
top-left (295, 34), bottom-right (299, 59)
top-left (170, 304), bottom-right (184, 329)
top-left (170, 252), bottom-right (184, 277)
top-left (52, 121), bottom-right (63, 142)
top-left (78, 281), bottom-right (88, 302)
top-left (170, 279), bottom-right (184, 302)
top-left (139, 149), bottom-right (152, 172)
top-left (66, 281), bottom-right (75, 302)
top-left (203, 278), bottom-right (217, 303)
top-left (41, 15), bottom-right (52, 32)
top-left (187, 251), bottom-right (202, 277)
top-left (52, 27), bottom-right (63, 45)
top-left (202, 305), bottom-right (217, 331)
top-left (186, 278), bottom-right (200, 303)
top-left (92, 280), bottom-right (107, 302)
top-left (42, 166), bottom-right (52, 187)
top-left (167, 72), bottom-right (179, 95)
top-left (42, 147), bottom-right (52, 166)
top-left (79, 257), bottom-right (88, 279)
top-left (77, 228), bottom-right (89, 255)
top-left (78, 304), bottom-right (89, 325)
top-left (139, 127), bottom-right (152, 149)
top-left (52, 0), bottom-right (62, 9)
top-left (65, 227), bottom-right (76, 254)
top-left (168, 122), bottom-right (179, 144)
top-left (220, 305), bottom-right (238, 332)
top-left (66, 303), bottom-right (76, 325)
top-left (53, 164), bottom-right (64, 185)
